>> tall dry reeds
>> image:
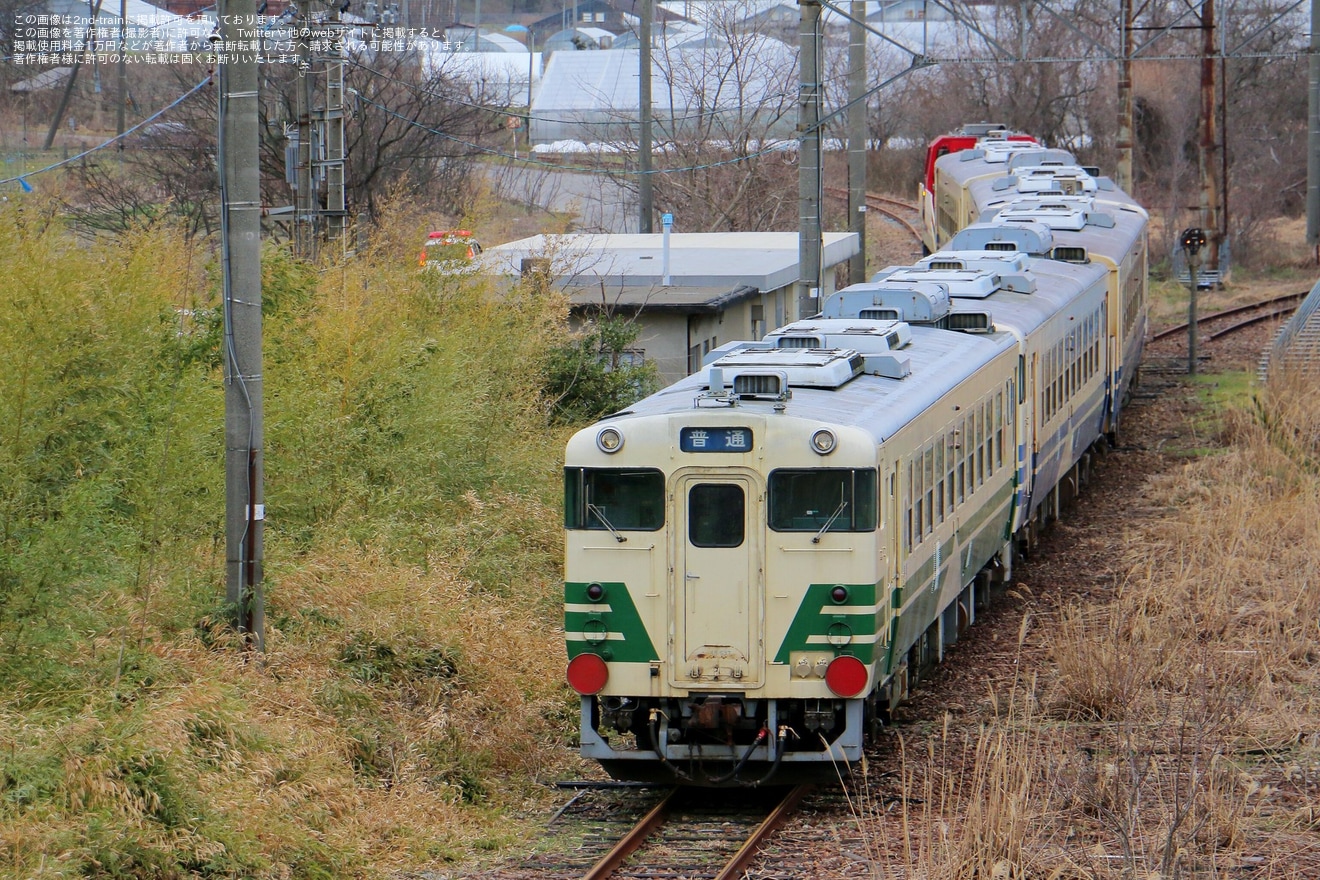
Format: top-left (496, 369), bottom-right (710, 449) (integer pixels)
top-left (853, 369), bottom-right (1320, 879)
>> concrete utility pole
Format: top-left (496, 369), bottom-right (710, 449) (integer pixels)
top-left (847, 0), bottom-right (867, 285)
top-left (295, 31), bottom-right (314, 259)
top-left (219, 0), bottom-right (265, 650)
top-left (294, 5), bottom-right (349, 259)
top-left (798, 0), bottom-right (823, 321)
top-left (1198, 0), bottom-right (1222, 273)
top-left (117, 0), bottom-right (127, 139)
top-left (1115, 0), bottom-right (1134, 193)
top-left (639, 0), bottom-right (654, 233)
top-left (324, 42), bottom-right (347, 244)
top-left (1307, 0), bottom-right (1320, 258)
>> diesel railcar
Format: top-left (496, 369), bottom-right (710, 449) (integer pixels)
top-left (563, 130), bottom-right (1149, 786)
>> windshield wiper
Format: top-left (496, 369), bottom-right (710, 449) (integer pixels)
top-left (812, 499), bottom-right (849, 544)
top-left (588, 503), bottom-right (627, 542)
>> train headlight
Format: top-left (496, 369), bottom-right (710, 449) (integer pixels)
top-left (830, 585), bottom-right (849, 604)
top-left (567, 653), bottom-right (609, 695)
top-left (596, 427), bottom-right (624, 454)
top-left (810, 429), bottom-right (837, 455)
top-left (586, 582), bottom-right (606, 602)
top-left (825, 656), bottom-right (868, 698)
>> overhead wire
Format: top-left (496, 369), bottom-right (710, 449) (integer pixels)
top-left (0, 75), bottom-right (213, 186)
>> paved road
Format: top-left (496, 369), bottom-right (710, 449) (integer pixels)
top-left (482, 162), bottom-right (640, 233)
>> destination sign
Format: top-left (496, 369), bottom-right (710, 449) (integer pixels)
top-left (680, 427), bottom-right (753, 453)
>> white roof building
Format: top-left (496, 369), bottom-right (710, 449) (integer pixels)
top-left (529, 39), bottom-right (797, 147)
top-left (484, 231), bottom-right (860, 384)
top-left (459, 31), bottom-right (530, 53)
top-left (416, 42), bottom-right (543, 105)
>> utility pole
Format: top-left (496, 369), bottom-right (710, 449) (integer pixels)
top-left (1307, 0), bottom-right (1320, 260)
top-left (295, 28), bottom-right (314, 259)
top-left (847, 0), bottom-right (867, 285)
top-left (1198, 0), bottom-right (1222, 275)
top-left (219, 0), bottom-right (265, 650)
top-left (639, 0), bottom-right (653, 233)
top-left (1115, 0), bottom-right (1134, 193)
top-left (798, 0), bottom-right (822, 321)
top-left (117, 0), bottom-right (127, 139)
top-left (324, 39), bottom-right (347, 244)
top-left (294, 4), bottom-right (349, 259)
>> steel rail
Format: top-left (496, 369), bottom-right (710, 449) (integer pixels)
top-left (1151, 291), bottom-right (1306, 342)
top-left (1207, 306), bottom-right (1299, 341)
top-left (713, 784), bottom-right (815, 880)
top-left (579, 783), bottom-right (812, 880)
top-left (580, 787), bottom-right (678, 880)
top-left (823, 186), bottom-right (925, 248)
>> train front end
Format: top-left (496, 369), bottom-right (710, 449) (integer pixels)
top-left (563, 363), bottom-right (886, 786)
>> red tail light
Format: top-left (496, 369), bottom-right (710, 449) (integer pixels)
top-left (825, 656), bottom-right (868, 698)
top-left (566, 653), bottom-right (609, 695)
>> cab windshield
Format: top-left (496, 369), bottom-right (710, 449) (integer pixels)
top-left (768, 468), bottom-right (877, 532)
top-left (564, 468), bottom-right (665, 531)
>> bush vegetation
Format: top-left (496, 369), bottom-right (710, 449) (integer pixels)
top-left (0, 199), bottom-right (600, 878)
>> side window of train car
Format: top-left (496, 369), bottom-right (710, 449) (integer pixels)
top-left (564, 468), bottom-right (665, 531)
top-left (995, 392), bottom-right (1005, 470)
top-left (905, 460), bottom-right (914, 552)
top-left (769, 469), bottom-right (878, 534)
top-left (934, 440), bottom-right (946, 524)
top-left (956, 419), bottom-right (966, 504)
top-left (688, 484), bottom-right (744, 548)
top-left (922, 448), bottom-right (935, 536)
top-left (945, 433), bottom-right (957, 513)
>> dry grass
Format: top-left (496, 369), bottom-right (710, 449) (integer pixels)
top-left (843, 368), bottom-right (1320, 879)
top-left (0, 198), bottom-right (588, 879)
top-left (0, 539), bottom-right (579, 879)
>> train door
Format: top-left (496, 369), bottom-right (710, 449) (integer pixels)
top-left (1015, 353), bottom-right (1036, 531)
top-left (882, 462), bottom-right (902, 677)
top-left (671, 472), bottom-right (764, 687)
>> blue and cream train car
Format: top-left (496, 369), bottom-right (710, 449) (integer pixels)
top-left (930, 137), bottom-right (1150, 435)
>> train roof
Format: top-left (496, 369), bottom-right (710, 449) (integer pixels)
top-left (932, 137), bottom-right (1147, 262)
top-left (934, 137), bottom-right (1076, 187)
top-left (605, 319), bottom-right (1018, 442)
top-left (960, 197), bottom-right (1146, 267)
top-left (843, 246), bottom-right (1108, 341)
top-left (936, 137), bottom-right (1143, 209)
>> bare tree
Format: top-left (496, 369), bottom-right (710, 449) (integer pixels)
top-left (647, 25), bottom-right (800, 231)
top-left (60, 48), bottom-right (507, 236)
top-left (262, 50), bottom-right (510, 222)
top-left (548, 1), bottom-right (802, 232)
top-left (60, 66), bottom-right (220, 236)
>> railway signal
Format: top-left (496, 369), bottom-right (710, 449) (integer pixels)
top-left (1182, 227), bottom-right (1207, 375)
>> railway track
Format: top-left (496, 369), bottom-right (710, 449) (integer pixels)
top-left (494, 783), bottom-right (819, 880)
top-left (822, 187), bottom-right (925, 251)
top-left (1150, 290), bottom-right (1305, 344)
top-left (583, 783), bottom-right (812, 880)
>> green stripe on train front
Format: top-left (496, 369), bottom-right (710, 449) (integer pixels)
top-left (564, 581), bottom-right (659, 662)
top-left (773, 582), bottom-right (879, 665)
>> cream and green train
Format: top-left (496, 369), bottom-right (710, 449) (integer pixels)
top-left (564, 136), bottom-right (1148, 786)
